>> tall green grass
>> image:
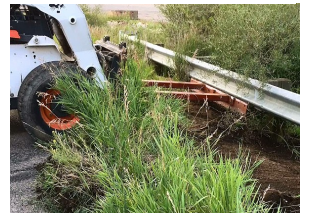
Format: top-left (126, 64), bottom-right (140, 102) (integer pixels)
top-left (37, 59), bottom-right (269, 212)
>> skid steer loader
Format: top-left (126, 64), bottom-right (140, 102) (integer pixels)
top-left (10, 4), bottom-right (126, 141)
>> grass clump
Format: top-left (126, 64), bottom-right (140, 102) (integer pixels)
top-left (36, 59), bottom-right (269, 213)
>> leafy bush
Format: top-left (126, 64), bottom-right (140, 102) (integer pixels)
top-left (79, 4), bottom-right (107, 27)
top-left (158, 4), bottom-right (219, 56)
top-left (158, 4), bottom-right (300, 92)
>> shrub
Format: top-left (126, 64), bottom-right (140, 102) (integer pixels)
top-left (79, 4), bottom-right (107, 27)
top-left (158, 4), bottom-right (300, 92)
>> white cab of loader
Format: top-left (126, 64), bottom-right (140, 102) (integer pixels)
top-left (10, 4), bottom-right (107, 141)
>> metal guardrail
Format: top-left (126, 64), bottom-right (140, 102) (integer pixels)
top-left (121, 33), bottom-right (300, 124)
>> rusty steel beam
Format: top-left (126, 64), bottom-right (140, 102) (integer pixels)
top-left (143, 80), bottom-right (205, 90)
top-left (156, 91), bottom-right (230, 102)
top-left (190, 79), bottom-right (248, 114)
top-left (145, 78), bottom-right (248, 114)
top-left (144, 79), bottom-right (248, 114)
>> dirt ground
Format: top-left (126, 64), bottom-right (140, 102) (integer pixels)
top-left (186, 102), bottom-right (300, 213)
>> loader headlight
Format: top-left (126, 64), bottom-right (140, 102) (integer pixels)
top-left (87, 67), bottom-right (96, 77)
top-left (69, 17), bottom-right (76, 25)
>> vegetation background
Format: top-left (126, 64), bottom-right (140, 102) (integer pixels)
top-left (82, 4), bottom-right (300, 92)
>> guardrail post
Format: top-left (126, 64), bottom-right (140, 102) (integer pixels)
top-left (268, 78), bottom-right (292, 91)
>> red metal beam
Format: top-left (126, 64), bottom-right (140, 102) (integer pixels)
top-left (156, 91), bottom-right (230, 102)
top-left (190, 79), bottom-right (248, 114)
top-left (143, 78), bottom-right (248, 115)
top-left (143, 80), bottom-right (205, 90)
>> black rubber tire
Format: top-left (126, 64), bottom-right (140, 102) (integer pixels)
top-left (17, 61), bottom-right (86, 142)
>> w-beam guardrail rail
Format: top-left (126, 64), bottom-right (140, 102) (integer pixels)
top-left (120, 32), bottom-right (300, 125)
